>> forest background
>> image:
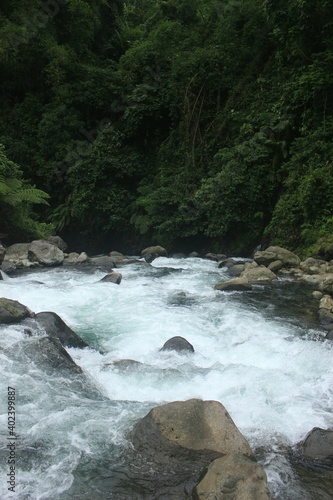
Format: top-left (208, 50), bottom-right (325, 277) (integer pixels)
top-left (1, 0), bottom-right (333, 256)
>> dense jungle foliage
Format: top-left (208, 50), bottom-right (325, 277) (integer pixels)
top-left (0, 0), bottom-right (333, 255)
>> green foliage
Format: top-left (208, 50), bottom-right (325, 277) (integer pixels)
top-left (0, 0), bottom-right (333, 254)
top-left (0, 144), bottom-right (51, 239)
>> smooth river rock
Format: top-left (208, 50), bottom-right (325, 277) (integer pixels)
top-left (0, 298), bottom-right (33, 324)
top-left (99, 272), bottom-right (122, 284)
top-left (28, 239), bottom-right (64, 266)
top-left (194, 453), bottom-right (270, 500)
top-left (35, 311), bottom-right (88, 348)
top-left (131, 399), bottom-right (254, 460)
top-left (254, 246), bottom-right (300, 268)
top-left (215, 277), bottom-right (252, 292)
top-left (241, 265), bottom-right (277, 283)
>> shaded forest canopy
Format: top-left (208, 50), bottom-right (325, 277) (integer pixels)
top-left (0, 0), bottom-right (333, 255)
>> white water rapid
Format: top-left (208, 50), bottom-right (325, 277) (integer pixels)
top-left (0, 257), bottom-right (332, 499)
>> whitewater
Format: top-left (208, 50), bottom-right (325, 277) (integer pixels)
top-left (0, 257), bottom-right (332, 499)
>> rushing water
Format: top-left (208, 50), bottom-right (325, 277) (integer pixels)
top-left (0, 257), bottom-right (332, 499)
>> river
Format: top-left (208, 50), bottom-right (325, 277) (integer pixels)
top-left (0, 257), bottom-right (332, 499)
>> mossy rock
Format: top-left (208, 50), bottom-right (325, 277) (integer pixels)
top-left (0, 298), bottom-right (33, 324)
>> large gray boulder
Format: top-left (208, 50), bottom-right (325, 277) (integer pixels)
top-left (254, 246), bottom-right (300, 268)
top-left (47, 235), bottom-right (68, 252)
top-left (241, 266), bottom-right (277, 284)
top-left (195, 453), bottom-right (270, 500)
top-left (0, 298), bottom-right (33, 324)
top-left (318, 274), bottom-right (333, 295)
top-left (5, 336), bottom-right (103, 399)
top-left (131, 399), bottom-right (254, 460)
top-left (35, 312), bottom-right (88, 348)
top-left (215, 277), bottom-right (252, 292)
top-left (160, 336), bottom-right (194, 353)
top-left (141, 245), bottom-right (167, 262)
top-left (3, 243), bottom-right (29, 263)
top-left (300, 257), bottom-right (328, 275)
top-left (294, 428), bottom-right (333, 467)
top-left (28, 239), bottom-right (64, 266)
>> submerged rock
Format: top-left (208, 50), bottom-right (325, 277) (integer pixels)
top-left (5, 336), bottom-right (104, 399)
top-left (28, 239), bottom-right (64, 266)
top-left (160, 336), bottom-right (194, 353)
top-left (214, 277), bottom-right (252, 291)
top-left (0, 298), bottom-right (33, 324)
top-left (35, 311), bottom-right (88, 348)
top-left (195, 453), bottom-right (270, 500)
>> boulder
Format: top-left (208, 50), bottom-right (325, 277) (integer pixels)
top-left (254, 246), bottom-right (300, 268)
top-left (90, 255), bottom-right (116, 266)
top-left (5, 337), bottom-right (103, 399)
top-left (28, 239), bottom-right (64, 266)
top-left (318, 308), bottom-right (333, 326)
top-left (218, 258), bottom-right (237, 269)
top-left (99, 272), bottom-right (122, 284)
top-left (300, 257), bottom-right (328, 275)
top-left (160, 336), bottom-right (194, 353)
top-left (215, 278), bottom-right (252, 292)
top-left (189, 251), bottom-right (200, 258)
top-left (4, 243), bottom-right (29, 263)
top-left (195, 454), bottom-right (270, 500)
top-left (109, 250), bottom-right (125, 257)
top-left (141, 245), bottom-right (167, 263)
top-left (295, 427), bottom-right (333, 464)
top-left (312, 291), bottom-right (323, 300)
top-left (318, 275), bottom-right (333, 295)
top-left (0, 298), bottom-right (33, 324)
top-left (319, 295), bottom-right (333, 311)
top-left (241, 266), bottom-right (277, 284)
top-left (0, 243), bottom-right (5, 264)
top-left (227, 264), bottom-right (245, 277)
top-left (326, 331), bottom-right (333, 340)
top-left (131, 399), bottom-right (254, 461)
top-left (47, 235), bottom-right (68, 251)
top-left (268, 260), bottom-right (283, 272)
top-left (35, 311), bottom-right (88, 348)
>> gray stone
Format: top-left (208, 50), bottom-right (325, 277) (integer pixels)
top-left (47, 235), bottom-right (68, 251)
top-left (312, 291), bottom-right (323, 300)
top-left (160, 336), bottom-right (194, 353)
top-left (319, 295), bottom-right (333, 311)
top-left (131, 399), bottom-right (254, 460)
top-left (195, 454), bottom-right (270, 500)
top-left (0, 298), bottom-right (33, 324)
top-left (241, 266), bottom-right (277, 283)
top-left (319, 275), bottom-right (333, 295)
top-left (215, 278), bottom-right (252, 292)
top-left (28, 240), bottom-right (64, 266)
top-left (254, 246), bottom-right (300, 267)
top-left (90, 255), bottom-right (116, 266)
top-left (268, 260), bottom-right (283, 272)
top-left (35, 311), bottom-right (88, 348)
top-left (218, 259), bottom-right (237, 269)
top-left (109, 251), bottom-right (124, 257)
top-left (318, 308), bottom-right (333, 325)
top-left (141, 246), bottom-right (167, 259)
top-left (5, 337), bottom-right (103, 399)
top-left (4, 243), bottom-right (29, 262)
top-left (227, 264), bottom-right (245, 277)
top-left (189, 251), bottom-right (200, 258)
top-left (99, 272), bottom-right (122, 284)
top-left (296, 427), bottom-right (333, 461)
top-left (300, 257), bottom-right (328, 275)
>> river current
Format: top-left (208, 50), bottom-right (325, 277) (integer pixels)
top-left (0, 257), bottom-right (332, 499)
